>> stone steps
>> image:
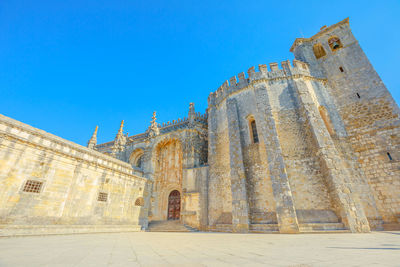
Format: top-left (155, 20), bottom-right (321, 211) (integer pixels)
top-left (147, 220), bottom-right (198, 232)
top-left (209, 223), bottom-right (349, 233)
top-left (299, 223), bottom-right (348, 232)
top-left (249, 224), bottom-right (279, 233)
top-left (208, 224), bottom-right (233, 232)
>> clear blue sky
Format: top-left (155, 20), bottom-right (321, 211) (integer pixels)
top-left (1, 0), bottom-right (399, 145)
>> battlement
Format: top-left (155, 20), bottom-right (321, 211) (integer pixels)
top-left (208, 59), bottom-right (312, 106)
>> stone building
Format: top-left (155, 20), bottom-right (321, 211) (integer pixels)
top-left (0, 18), bottom-right (399, 236)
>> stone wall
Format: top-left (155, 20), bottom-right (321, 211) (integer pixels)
top-left (0, 114), bottom-right (149, 236)
top-left (207, 104), bottom-right (233, 226)
top-left (206, 53), bottom-right (378, 232)
top-left (292, 18), bottom-right (400, 228)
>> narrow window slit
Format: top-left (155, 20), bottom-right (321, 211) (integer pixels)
top-left (249, 119), bottom-right (259, 144)
top-left (387, 152), bottom-right (393, 161)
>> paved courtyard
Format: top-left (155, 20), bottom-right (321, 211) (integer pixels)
top-left (0, 231), bottom-right (399, 267)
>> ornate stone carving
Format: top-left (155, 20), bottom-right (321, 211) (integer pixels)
top-left (112, 120), bottom-right (127, 155)
top-left (147, 111), bottom-right (160, 139)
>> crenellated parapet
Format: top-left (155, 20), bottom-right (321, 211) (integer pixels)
top-left (208, 59), bottom-right (325, 107)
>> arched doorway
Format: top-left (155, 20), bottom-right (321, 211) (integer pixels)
top-left (167, 190), bottom-right (181, 220)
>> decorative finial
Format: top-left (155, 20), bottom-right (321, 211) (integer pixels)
top-left (147, 111), bottom-right (159, 138)
top-left (111, 120), bottom-right (127, 156)
top-left (87, 125), bottom-right (98, 149)
top-left (117, 120), bottom-right (124, 136)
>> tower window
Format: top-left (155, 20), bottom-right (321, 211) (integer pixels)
top-left (339, 67), bottom-right (344, 72)
top-left (328, 36), bottom-right (343, 51)
top-left (387, 152), bottom-right (393, 161)
top-left (356, 93), bottom-right (361, 99)
top-left (249, 119), bottom-right (259, 144)
top-left (313, 43), bottom-right (326, 59)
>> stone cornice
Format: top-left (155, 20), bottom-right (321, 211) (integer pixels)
top-left (290, 17), bottom-right (350, 52)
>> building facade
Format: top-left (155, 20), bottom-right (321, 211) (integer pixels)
top-left (0, 18), bottom-right (399, 235)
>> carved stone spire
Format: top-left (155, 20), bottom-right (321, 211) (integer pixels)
top-left (87, 125), bottom-right (98, 149)
top-left (147, 111), bottom-right (159, 138)
top-left (112, 120), bottom-right (127, 155)
top-left (116, 120), bottom-right (124, 139)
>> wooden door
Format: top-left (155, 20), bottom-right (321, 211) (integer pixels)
top-left (167, 190), bottom-right (180, 220)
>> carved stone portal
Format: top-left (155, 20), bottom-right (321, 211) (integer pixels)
top-left (152, 138), bottom-right (183, 220)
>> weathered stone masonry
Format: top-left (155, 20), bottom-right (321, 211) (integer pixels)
top-left (0, 18), bottom-right (399, 236)
top-left (0, 115), bottom-right (150, 236)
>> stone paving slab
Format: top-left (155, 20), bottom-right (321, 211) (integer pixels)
top-left (0, 232), bottom-right (399, 266)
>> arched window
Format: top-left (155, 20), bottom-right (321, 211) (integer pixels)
top-left (313, 43), bottom-right (326, 59)
top-left (248, 117), bottom-right (259, 144)
top-left (135, 197), bottom-right (144, 206)
top-left (328, 36), bottom-right (343, 51)
top-left (129, 148), bottom-right (144, 169)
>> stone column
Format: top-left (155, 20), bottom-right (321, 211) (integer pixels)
top-left (293, 79), bottom-right (370, 233)
top-left (253, 83), bottom-right (300, 234)
top-left (226, 98), bottom-right (250, 233)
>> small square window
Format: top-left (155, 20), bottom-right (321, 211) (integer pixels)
top-left (23, 180), bottom-right (43, 193)
top-left (98, 192), bottom-right (108, 202)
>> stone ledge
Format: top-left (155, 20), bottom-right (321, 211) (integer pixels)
top-left (0, 224), bottom-right (142, 237)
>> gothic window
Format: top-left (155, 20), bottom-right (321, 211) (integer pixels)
top-left (22, 180), bottom-right (43, 193)
top-left (313, 43), bottom-right (326, 59)
top-left (135, 197), bottom-right (144, 206)
top-left (248, 118), bottom-right (259, 144)
top-left (328, 36), bottom-right (343, 51)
